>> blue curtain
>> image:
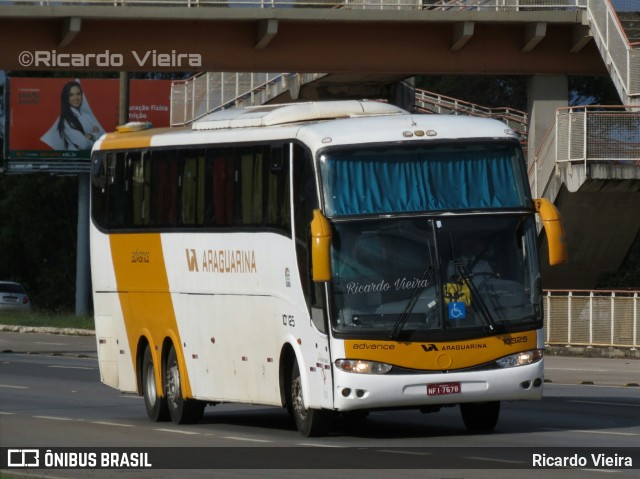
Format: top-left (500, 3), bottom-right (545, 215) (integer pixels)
top-left (322, 149), bottom-right (526, 216)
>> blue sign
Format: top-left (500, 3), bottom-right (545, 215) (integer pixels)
top-left (448, 301), bottom-right (466, 320)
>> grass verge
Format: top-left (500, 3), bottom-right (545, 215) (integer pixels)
top-left (0, 311), bottom-right (93, 330)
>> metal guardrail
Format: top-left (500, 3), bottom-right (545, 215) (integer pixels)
top-left (170, 72), bottom-right (327, 125)
top-left (4, 0), bottom-right (588, 10)
top-left (545, 290), bottom-right (639, 349)
top-left (415, 88), bottom-right (528, 136)
top-left (171, 72), bottom-right (285, 126)
top-left (171, 76), bottom-right (530, 127)
top-left (528, 105), bottom-right (640, 199)
top-left (588, 0), bottom-right (640, 105)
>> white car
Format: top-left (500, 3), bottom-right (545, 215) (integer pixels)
top-left (0, 281), bottom-right (32, 312)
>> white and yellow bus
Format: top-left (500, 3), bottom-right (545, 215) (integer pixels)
top-left (90, 100), bottom-right (567, 436)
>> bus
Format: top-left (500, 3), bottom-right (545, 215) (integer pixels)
top-left (90, 100), bottom-right (567, 436)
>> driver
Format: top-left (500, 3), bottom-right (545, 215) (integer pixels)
top-left (446, 236), bottom-right (493, 281)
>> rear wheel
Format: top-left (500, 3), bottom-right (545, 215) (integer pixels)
top-left (460, 401), bottom-right (500, 432)
top-left (290, 361), bottom-right (332, 437)
top-left (142, 346), bottom-right (169, 422)
top-left (165, 346), bottom-right (205, 424)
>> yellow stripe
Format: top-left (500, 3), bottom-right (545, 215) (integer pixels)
top-left (96, 127), bottom-right (184, 151)
top-left (344, 330), bottom-right (538, 370)
top-left (109, 233), bottom-right (193, 398)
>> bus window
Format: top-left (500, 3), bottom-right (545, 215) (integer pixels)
top-left (206, 149), bottom-right (235, 226)
top-left (179, 149), bottom-right (205, 226)
top-left (131, 151), bottom-right (150, 226)
top-left (150, 150), bottom-right (179, 227)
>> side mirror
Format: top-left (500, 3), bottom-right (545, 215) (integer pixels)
top-left (310, 209), bottom-right (332, 282)
top-left (534, 198), bottom-right (568, 266)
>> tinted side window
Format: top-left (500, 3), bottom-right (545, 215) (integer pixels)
top-left (91, 143), bottom-right (291, 234)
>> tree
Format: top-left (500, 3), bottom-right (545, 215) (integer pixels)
top-left (0, 174), bottom-right (78, 311)
top-left (415, 74), bottom-right (622, 110)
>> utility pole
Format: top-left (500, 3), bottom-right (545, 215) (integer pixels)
top-left (75, 72), bottom-right (129, 316)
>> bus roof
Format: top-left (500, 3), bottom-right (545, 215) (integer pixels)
top-left (193, 100), bottom-right (407, 130)
top-left (94, 101), bottom-right (520, 152)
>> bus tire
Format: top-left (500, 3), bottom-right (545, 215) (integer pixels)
top-left (165, 345), bottom-right (205, 424)
top-left (460, 401), bottom-right (500, 432)
top-left (142, 346), bottom-right (169, 422)
top-left (290, 361), bottom-right (331, 437)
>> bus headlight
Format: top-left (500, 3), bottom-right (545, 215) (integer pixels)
top-left (335, 359), bottom-right (392, 374)
top-left (496, 349), bottom-right (544, 368)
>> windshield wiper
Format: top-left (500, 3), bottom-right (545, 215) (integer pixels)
top-left (389, 266), bottom-right (434, 340)
top-left (453, 262), bottom-right (497, 332)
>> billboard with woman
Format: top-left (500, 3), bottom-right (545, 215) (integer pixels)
top-left (4, 77), bottom-right (171, 162)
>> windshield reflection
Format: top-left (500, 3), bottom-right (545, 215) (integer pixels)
top-left (330, 216), bottom-right (541, 340)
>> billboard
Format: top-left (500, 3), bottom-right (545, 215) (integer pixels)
top-left (5, 77), bottom-right (171, 164)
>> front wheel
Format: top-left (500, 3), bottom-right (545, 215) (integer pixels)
top-left (290, 361), bottom-right (331, 437)
top-left (165, 346), bottom-right (205, 424)
top-left (142, 346), bottom-right (169, 422)
top-left (460, 401), bottom-right (500, 432)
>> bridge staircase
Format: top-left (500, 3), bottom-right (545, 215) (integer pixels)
top-left (619, 11), bottom-right (640, 44)
top-left (587, 0), bottom-right (639, 107)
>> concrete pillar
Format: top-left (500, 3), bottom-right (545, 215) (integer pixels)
top-left (527, 75), bottom-right (568, 168)
top-left (391, 77), bottom-right (415, 112)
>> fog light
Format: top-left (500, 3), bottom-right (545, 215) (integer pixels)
top-left (341, 388), bottom-right (351, 397)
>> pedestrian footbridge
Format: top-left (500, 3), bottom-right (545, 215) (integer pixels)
top-left (3, 0), bottom-right (639, 290)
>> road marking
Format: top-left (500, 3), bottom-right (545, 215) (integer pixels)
top-left (221, 436), bottom-right (273, 443)
top-left (0, 412), bottom-right (16, 415)
top-left (546, 383), bottom-right (631, 389)
top-left (34, 341), bottom-right (66, 346)
top-left (155, 428), bottom-right (200, 435)
top-left (48, 365), bottom-right (97, 370)
top-left (568, 400), bottom-right (640, 408)
top-left (33, 416), bottom-right (74, 421)
top-left (546, 368), bottom-right (611, 372)
top-left (91, 421), bottom-right (134, 428)
top-left (582, 469), bottom-right (620, 474)
top-left (377, 449), bottom-right (431, 456)
top-left (0, 384), bottom-right (29, 389)
top-left (297, 443), bottom-right (342, 448)
top-left (542, 428), bottom-right (638, 436)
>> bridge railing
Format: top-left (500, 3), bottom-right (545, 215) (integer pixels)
top-left (528, 105), bottom-right (640, 199)
top-left (6, 0), bottom-right (588, 10)
top-left (170, 72), bottom-right (328, 125)
top-left (545, 290), bottom-right (639, 349)
top-left (171, 72), bottom-right (284, 126)
top-left (588, 0), bottom-right (640, 104)
top-left (415, 88), bottom-right (528, 136)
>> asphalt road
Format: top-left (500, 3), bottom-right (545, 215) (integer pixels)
top-left (1, 330), bottom-right (638, 386)
top-left (0, 331), bottom-right (638, 479)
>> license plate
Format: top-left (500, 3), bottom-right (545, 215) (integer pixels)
top-left (426, 382), bottom-right (461, 396)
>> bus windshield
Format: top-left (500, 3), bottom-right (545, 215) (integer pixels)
top-left (319, 141), bottom-right (530, 217)
top-left (330, 215), bottom-right (541, 340)
top-left (321, 141), bottom-right (540, 340)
